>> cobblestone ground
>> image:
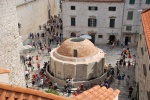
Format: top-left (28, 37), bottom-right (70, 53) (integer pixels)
top-left (97, 45), bottom-right (137, 100)
top-left (23, 35), bottom-right (137, 99)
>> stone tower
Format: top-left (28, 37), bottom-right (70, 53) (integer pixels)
top-left (0, 1), bottom-right (25, 86)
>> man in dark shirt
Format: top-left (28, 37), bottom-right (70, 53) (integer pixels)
top-left (128, 86), bottom-right (133, 98)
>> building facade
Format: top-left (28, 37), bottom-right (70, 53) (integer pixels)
top-left (136, 8), bottom-right (150, 100)
top-left (62, 0), bottom-right (150, 45)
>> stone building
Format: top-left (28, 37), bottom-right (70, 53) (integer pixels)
top-left (0, 1), bottom-right (25, 86)
top-left (136, 8), bottom-right (150, 100)
top-left (15, 0), bottom-right (60, 39)
top-left (47, 37), bottom-right (106, 87)
top-left (61, 0), bottom-right (150, 46)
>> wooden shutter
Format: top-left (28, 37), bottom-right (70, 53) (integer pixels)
top-left (127, 11), bottom-right (133, 20)
top-left (71, 17), bottom-right (75, 26)
top-left (88, 18), bottom-right (91, 26)
top-left (89, 7), bottom-right (92, 10)
top-left (143, 64), bottom-right (147, 77)
top-left (129, 0), bottom-right (135, 4)
top-left (146, 0), bottom-right (150, 4)
top-left (94, 19), bottom-right (97, 27)
top-left (95, 7), bottom-right (98, 10)
top-left (110, 19), bottom-right (115, 28)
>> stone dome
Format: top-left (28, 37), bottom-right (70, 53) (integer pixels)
top-left (57, 37), bottom-right (98, 57)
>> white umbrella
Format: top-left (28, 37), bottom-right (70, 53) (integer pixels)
top-left (21, 45), bottom-right (33, 51)
top-left (80, 34), bottom-right (92, 39)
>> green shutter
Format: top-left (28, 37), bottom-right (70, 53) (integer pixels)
top-left (71, 17), bottom-right (75, 26)
top-left (129, 0), bottom-right (135, 4)
top-left (127, 11), bottom-right (133, 20)
top-left (146, 0), bottom-right (150, 4)
top-left (88, 18), bottom-right (91, 26)
top-left (93, 19), bottom-right (97, 27)
top-left (110, 19), bottom-right (115, 28)
top-left (126, 26), bottom-right (132, 31)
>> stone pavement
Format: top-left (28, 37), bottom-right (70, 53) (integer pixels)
top-left (22, 34), bottom-right (137, 99)
top-left (97, 45), bottom-right (137, 100)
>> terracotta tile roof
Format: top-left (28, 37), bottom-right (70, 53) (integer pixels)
top-left (0, 68), bottom-right (10, 74)
top-left (0, 83), bottom-right (120, 100)
top-left (67, 0), bottom-right (124, 2)
top-left (0, 83), bottom-right (67, 100)
top-left (141, 8), bottom-right (150, 53)
top-left (70, 86), bottom-right (120, 100)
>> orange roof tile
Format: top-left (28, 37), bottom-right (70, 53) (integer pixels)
top-left (70, 86), bottom-right (120, 100)
top-left (0, 83), bottom-right (67, 100)
top-left (0, 83), bottom-right (120, 100)
top-left (141, 8), bottom-right (150, 53)
top-left (0, 68), bottom-right (10, 74)
top-left (68, 0), bottom-right (124, 2)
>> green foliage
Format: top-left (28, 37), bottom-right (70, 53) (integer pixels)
top-left (45, 89), bottom-right (59, 95)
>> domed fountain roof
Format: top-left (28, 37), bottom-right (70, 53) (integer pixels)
top-left (57, 37), bottom-right (98, 57)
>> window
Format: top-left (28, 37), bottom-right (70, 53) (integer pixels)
top-left (129, 0), bottom-right (135, 4)
top-left (73, 49), bottom-right (77, 57)
top-left (126, 26), bottom-right (132, 31)
top-left (146, 0), bottom-right (150, 4)
top-left (127, 11), bottom-right (133, 20)
top-left (71, 6), bottom-right (75, 10)
top-left (109, 7), bottom-right (116, 11)
top-left (141, 47), bottom-right (144, 55)
top-left (88, 18), bottom-right (97, 27)
top-left (109, 19), bottom-right (115, 28)
top-left (71, 17), bottom-right (76, 26)
top-left (89, 6), bottom-right (98, 11)
top-left (98, 35), bottom-right (103, 38)
top-left (143, 64), bottom-right (147, 77)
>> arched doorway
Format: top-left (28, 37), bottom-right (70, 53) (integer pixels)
top-left (70, 32), bottom-right (76, 37)
top-left (109, 35), bottom-right (115, 45)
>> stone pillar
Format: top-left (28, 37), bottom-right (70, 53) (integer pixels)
top-left (0, 1), bottom-right (25, 86)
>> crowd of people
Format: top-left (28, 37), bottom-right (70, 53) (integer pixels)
top-left (22, 15), bottom-right (62, 89)
top-left (21, 15), bottom-right (137, 99)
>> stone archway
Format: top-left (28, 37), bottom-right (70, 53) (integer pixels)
top-left (70, 32), bottom-right (76, 37)
top-left (109, 35), bottom-right (115, 45)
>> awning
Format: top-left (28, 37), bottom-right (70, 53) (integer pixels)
top-left (80, 34), bottom-right (92, 39)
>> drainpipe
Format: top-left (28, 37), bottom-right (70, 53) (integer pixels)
top-left (120, 0), bottom-right (126, 43)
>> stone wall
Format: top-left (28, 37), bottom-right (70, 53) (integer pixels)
top-left (46, 69), bottom-right (107, 88)
top-left (16, 0), bottom-right (60, 40)
top-left (16, 0), bottom-right (49, 37)
top-left (137, 24), bottom-right (150, 100)
top-left (0, 0), bottom-right (25, 86)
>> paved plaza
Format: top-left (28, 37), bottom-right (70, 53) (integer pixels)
top-left (97, 45), bottom-right (137, 100)
top-left (23, 34), bottom-right (137, 99)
